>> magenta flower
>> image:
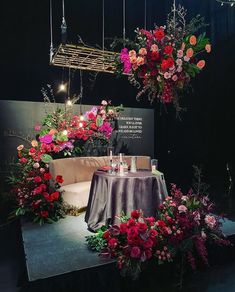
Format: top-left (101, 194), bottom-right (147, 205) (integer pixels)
top-left (39, 134), bottom-right (53, 144)
top-left (98, 121), bottom-right (113, 139)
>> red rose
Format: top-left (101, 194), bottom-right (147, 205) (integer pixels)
top-left (119, 223), bottom-right (128, 234)
top-left (34, 176), bottom-right (42, 183)
top-left (29, 148), bottom-right (37, 155)
top-left (164, 45), bottom-right (173, 55)
top-left (145, 249), bottom-right (152, 259)
top-left (127, 226), bottom-right (139, 239)
top-left (145, 217), bottom-right (155, 225)
top-left (108, 238), bottom-right (118, 249)
top-left (44, 172), bottom-right (52, 181)
top-left (40, 210), bottom-right (49, 218)
top-left (127, 218), bottom-right (136, 228)
top-left (90, 123), bottom-right (97, 131)
top-left (40, 184), bottom-right (47, 191)
top-left (167, 57), bottom-right (174, 68)
top-left (156, 220), bottom-right (166, 228)
top-left (131, 210), bottom-right (141, 219)
top-left (150, 69), bottom-right (158, 77)
top-left (161, 57), bottom-right (174, 70)
top-left (137, 222), bottom-right (148, 233)
top-left (150, 51), bottom-right (159, 61)
top-left (43, 192), bottom-right (53, 202)
top-left (87, 112), bottom-right (96, 120)
top-left (149, 229), bottom-right (158, 239)
top-left (51, 191), bottom-right (60, 201)
top-left (56, 175), bottom-right (64, 184)
top-left (130, 246), bottom-right (141, 258)
top-left (154, 28), bottom-right (165, 41)
top-left (32, 199), bottom-right (42, 209)
top-left (103, 230), bottom-right (111, 240)
top-left (143, 238), bottom-right (153, 249)
top-left (20, 158), bottom-right (28, 164)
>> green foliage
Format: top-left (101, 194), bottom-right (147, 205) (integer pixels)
top-left (86, 227), bottom-right (108, 252)
top-left (40, 154), bottom-right (53, 163)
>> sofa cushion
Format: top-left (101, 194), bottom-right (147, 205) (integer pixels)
top-left (60, 181), bottom-right (91, 209)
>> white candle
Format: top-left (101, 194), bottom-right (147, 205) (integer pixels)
top-left (119, 153), bottom-right (122, 162)
top-left (110, 150), bottom-right (112, 160)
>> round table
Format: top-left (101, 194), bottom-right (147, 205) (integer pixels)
top-left (85, 170), bottom-right (168, 231)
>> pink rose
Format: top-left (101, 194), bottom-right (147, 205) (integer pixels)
top-left (177, 50), bottom-right (183, 58)
top-left (34, 124), bottom-right (41, 131)
top-left (130, 246), bottom-right (141, 258)
top-left (205, 215), bottom-right (216, 229)
top-left (172, 75), bottom-right (178, 82)
top-left (33, 162), bottom-right (40, 169)
top-left (178, 205), bottom-right (188, 213)
top-left (164, 72), bottom-right (171, 79)
top-left (176, 59), bottom-right (183, 66)
top-left (151, 44), bottom-right (158, 52)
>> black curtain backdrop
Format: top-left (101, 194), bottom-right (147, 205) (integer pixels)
top-left (1, 0), bottom-right (235, 188)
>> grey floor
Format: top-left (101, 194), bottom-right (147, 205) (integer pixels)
top-left (1, 206), bottom-right (235, 292)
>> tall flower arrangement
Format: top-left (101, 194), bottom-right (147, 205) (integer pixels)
top-left (86, 184), bottom-right (230, 278)
top-left (115, 5), bottom-right (211, 112)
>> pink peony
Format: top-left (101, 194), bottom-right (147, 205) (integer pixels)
top-left (34, 124), bottom-right (41, 131)
top-left (39, 134), bottom-right (53, 144)
top-left (178, 205), bottom-right (188, 213)
top-left (101, 100), bottom-right (108, 106)
top-left (172, 75), bottom-right (178, 82)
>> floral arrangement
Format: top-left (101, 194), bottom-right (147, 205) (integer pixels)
top-left (10, 143), bottom-right (65, 224)
top-left (86, 184), bottom-right (230, 278)
top-left (9, 100), bottom-right (122, 224)
top-left (114, 5), bottom-right (211, 112)
top-left (36, 99), bottom-right (122, 158)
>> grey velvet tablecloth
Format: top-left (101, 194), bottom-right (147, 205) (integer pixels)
top-left (85, 171), bottom-right (168, 231)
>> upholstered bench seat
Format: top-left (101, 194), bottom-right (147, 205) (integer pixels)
top-left (60, 181), bottom-right (92, 209)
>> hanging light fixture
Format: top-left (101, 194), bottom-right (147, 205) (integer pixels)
top-left (216, 0), bottom-right (235, 7)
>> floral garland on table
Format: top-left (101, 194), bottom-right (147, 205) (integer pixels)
top-left (86, 184), bottom-right (230, 279)
top-left (9, 100), bottom-right (122, 224)
top-left (114, 5), bottom-right (211, 112)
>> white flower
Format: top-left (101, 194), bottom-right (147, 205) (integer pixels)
top-left (101, 100), bottom-right (108, 106)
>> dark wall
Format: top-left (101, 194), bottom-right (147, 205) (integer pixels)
top-left (1, 0), bottom-right (235, 188)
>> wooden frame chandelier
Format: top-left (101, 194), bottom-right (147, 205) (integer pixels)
top-left (49, 0), bottom-right (125, 74)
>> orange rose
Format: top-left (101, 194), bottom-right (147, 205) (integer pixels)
top-left (205, 44), bottom-right (211, 53)
top-left (136, 56), bottom-right (145, 66)
top-left (197, 60), bottom-right (205, 69)
top-left (189, 35), bottom-right (197, 45)
top-left (139, 48), bottom-right (147, 55)
top-left (17, 144), bottom-right (24, 151)
top-left (130, 56), bottom-right (137, 64)
top-left (186, 48), bottom-right (194, 58)
top-left (129, 50), bottom-right (136, 58)
top-left (31, 140), bottom-right (38, 147)
top-left (49, 128), bottom-right (58, 135)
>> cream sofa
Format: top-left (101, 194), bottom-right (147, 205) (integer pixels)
top-left (49, 156), bottom-right (151, 209)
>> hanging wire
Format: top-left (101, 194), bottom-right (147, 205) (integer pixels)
top-left (123, 0), bottom-right (126, 43)
top-left (102, 0), bottom-right (105, 51)
top-left (61, 0), bottom-right (67, 44)
top-left (49, 0), bottom-right (54, 63)
top-left (79, 70), bottom-right (83, 115)
top-left (144, 0), bottom-right (147, 30)
top-left (173, 0), bottom-right (176, 37)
